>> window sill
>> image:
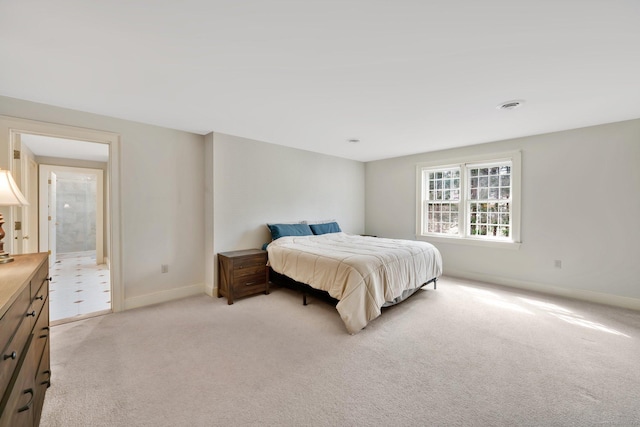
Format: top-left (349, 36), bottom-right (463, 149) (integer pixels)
top-left (417, 234), bottom-right (521, 250)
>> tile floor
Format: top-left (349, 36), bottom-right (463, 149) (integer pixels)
top-left (49, 251), bottom-right (111, 323)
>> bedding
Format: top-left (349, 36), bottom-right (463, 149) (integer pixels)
top-left (267, 232), bottom-right (442, 334)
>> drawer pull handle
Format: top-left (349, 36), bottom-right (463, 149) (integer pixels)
top-left (18, 388), bottom-right (34, 413)
top-left (35, 295), bottom-right (44, 301)
top-left (26, 310), bottom-right (36, 317)
top-left (41, 370), bottom-right (52, 387)
top-left (245, 281), bottom-right (259, 286)
top-left (3, 351), bottom-right (17, 360)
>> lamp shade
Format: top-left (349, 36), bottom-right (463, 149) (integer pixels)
top-left (0, 169), bottom-right (29, 206)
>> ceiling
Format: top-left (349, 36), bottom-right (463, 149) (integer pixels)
top-left (1, 1), bottom-right (639, 162)
top-left (20, 134), bottom-right (109, 163)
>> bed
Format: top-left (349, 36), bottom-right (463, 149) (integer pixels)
top-left (266, 224), bottom-right (442, 334)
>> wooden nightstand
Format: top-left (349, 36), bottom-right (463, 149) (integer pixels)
top-left (217, 249), bottom-right (269, 305)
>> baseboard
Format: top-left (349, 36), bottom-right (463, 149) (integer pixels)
top-left (124, 283), bottom-right (205, 310)
top-left (447, 271), bottom-right (640, 311)
top-left (204, 285), bottom-right (215, 297)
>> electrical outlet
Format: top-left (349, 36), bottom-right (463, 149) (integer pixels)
top-left (161, 264), bottom-right (169, 273)
top-left (554, 260), bottom-right (562, 269)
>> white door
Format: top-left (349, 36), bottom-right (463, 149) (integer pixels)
top-left (24, 157), bottom-right (38, 253)
top-left (48, 171), bottom-right (57, 265)
top-left (17, 146), bottom-right (38, 253)
top-left (10, 138), bottom-right (39, 255)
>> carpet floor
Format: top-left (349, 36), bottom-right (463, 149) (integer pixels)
top-left (40, 276), bottom-right (640, 426)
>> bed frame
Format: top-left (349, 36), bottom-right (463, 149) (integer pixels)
top-left (269, 268), bottom-right (437, 307)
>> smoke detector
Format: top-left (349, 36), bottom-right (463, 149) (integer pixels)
top-left (497, 100), bottom-right (525, 110)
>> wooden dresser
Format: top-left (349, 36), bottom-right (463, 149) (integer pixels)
top-left (0, 253), bottom-right (50, 427)
top-left (218, 249), bottom-right (269, 304)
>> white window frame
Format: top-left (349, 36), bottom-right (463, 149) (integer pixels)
top-left (416, 151), bottom-right (521, 249)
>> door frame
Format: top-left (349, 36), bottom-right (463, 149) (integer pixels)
top-left (0, 116), bottom-right (123, 312)
top-left (39, 165), bottom-right (104, 264)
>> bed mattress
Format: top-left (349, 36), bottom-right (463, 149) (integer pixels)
top-left (267, 233), bottom-right (442, 333)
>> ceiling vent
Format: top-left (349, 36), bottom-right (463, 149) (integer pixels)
top-left (497, 100), bottom-right (525, 110)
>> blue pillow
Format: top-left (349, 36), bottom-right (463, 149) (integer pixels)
top-left (309, 222), bottom-right (341, 235)
top-left (267, 223), bottom-right (313, 240)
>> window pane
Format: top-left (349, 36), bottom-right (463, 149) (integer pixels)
top-left (465, 162), bottom-right (513, 239)
top-left (423, 168), bottom-right (461, 236)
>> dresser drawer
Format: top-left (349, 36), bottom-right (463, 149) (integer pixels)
top-left (0, 334), bottom-right (36, 427)
top-left (0, 317), bottom-right (31, 397)
top-left (33, 338), bottom-right (50, 425)
top-left (29, 279), bottom-right (48, 323)
top-left (33, 300), bottom-right (49, 365)
top-left (30, 262), bottom-right (49, 301)
top-left (0, 286), bottom-right (30, 359)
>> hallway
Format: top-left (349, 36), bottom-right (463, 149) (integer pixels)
top-left (49, 251), bottom-right (111, 324)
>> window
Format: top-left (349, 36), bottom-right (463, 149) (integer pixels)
top-left (417, 152), bottom-right (521, 248)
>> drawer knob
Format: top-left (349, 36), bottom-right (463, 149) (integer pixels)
top-left (46, 277), bottom-right (52, 281)
top-left (36, 295), bottom-right (44, 301)
top-left (3, 351), bottom-right (17, 360)
top-left (26, 310), bottom-right (36, 317)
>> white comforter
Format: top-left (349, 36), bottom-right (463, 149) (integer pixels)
top-left (267, 233), bottom-right (442, 333)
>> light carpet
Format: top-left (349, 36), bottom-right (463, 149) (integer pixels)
top-left (40, 277), bottom-right (640, 426)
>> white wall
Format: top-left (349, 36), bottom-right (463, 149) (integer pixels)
top-left (206, 132), bottom-right (365, 295)
top-left (0, 96), bottom-right (205, 308)
top-left (366, 119), bottom-right (640, 307)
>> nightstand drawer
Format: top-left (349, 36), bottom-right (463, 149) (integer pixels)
top-left (233, 272), bottom-right (267, 289)
top-left (234, 264), bottom-right (265, 278)
top-left (235, 255), bottom-right (265, 269)
top-left (233, 273), bottom-right (268, 298)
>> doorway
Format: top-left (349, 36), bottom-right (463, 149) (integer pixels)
top-left (1, 115), bottom-right (123, 314)
top-left (10, 129), bottom-right (114, 323)
top-left (39, 164), bottom-right (110, 322)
